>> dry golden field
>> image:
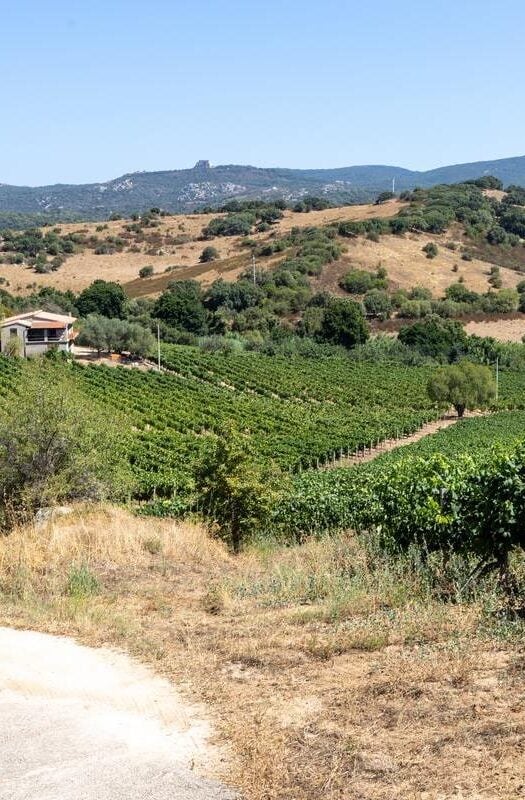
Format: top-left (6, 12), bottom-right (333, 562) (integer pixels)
top-left (2, 506), bottom-right (525, 800)
top-left (0, 201), bottom-right (403, 296)
top-left (313, 228), bottom-right (522, 298)
top-left (1, 199), bottom-right (523, 306)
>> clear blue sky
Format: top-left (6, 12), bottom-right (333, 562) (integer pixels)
top-left (3, 0), bottom-right (525, 185)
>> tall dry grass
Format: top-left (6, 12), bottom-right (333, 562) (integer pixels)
top-left (0, 505), bottom-right (228, 601)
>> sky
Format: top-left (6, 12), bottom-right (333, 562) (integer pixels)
top-left (2, 0), bottom-right (525, 185)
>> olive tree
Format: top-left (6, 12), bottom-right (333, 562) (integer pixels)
top-left (427, 361), bottom-right (495, 417)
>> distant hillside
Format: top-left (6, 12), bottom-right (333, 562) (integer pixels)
top-left (1, 155), bottom-right (525, 222)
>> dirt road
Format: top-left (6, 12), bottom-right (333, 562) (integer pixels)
top-left (0, 627), bottom-right (236, 800)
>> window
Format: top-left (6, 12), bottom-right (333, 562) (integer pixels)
top-left (9, 328), bottom-right (18, 337)
top-left (27, 328), bottom-right (44, 342)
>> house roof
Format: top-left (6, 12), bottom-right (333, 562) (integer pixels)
top-left (0, 310), bottom-right (76, 329)
top-left (30, 321), bottom-right (68, 330)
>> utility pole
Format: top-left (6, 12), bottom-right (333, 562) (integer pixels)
top-left (252, 252), bottom-right (257, 286)
top-left (157, 322), bottom-right (161, 372)
top-left (392, 177), bottom-right (396, 194)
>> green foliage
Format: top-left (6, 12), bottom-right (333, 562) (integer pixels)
top-left (293, 196), bottom-right (332, 212)
top-left (194, 426), bottom-right (286, 551)
top-left (203, 213), bottom-right (256, 238)
top-left (78, 315), bottom-right (154, 357)
top-left (318, 298), bottom-right (369, 349)
top-left (427, 360), bottom-right (495, 417)
top-left (65, 564), bottom-right (100, 598)
top-left (422, 242), bottom-right (438, 259)
top-left (398, 317), bottom-right (467, 361)
top-left (375, 191), bottom-right (395, 204)
top-left (153, 281), bottom-right (207, 334)
top-left (363, 289), bottom-right (392, 320)
top-left (0, 363), bottom-right (133, 523)
top-left (466, 176), bottom-right (503, 190)
top-left (339, 267), bottom-right (387, 294)
top-left (77, 280), bottom-right (126, 319)
top-left (199, 245), bottom-right (219, 263)
top-left (138, 265), bottom-right (154, 278)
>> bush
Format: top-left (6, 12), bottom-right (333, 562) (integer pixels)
top-left (399, 317), bottom-right (467, 361)
top-left (0, 364), bottom-right (133, 524)
top-left (422, 242), bottom-right (438, 259)
top-left (194, 426), bottom-right (286, 551)
top-left (199, 246), bottom-right (219, 263)
top-left (363, 289), bottom-right (392, 320)
top-left (139, 265), bottom-right (154, 278)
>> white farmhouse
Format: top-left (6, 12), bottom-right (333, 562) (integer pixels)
top-left (0, 310), bottom-right (77, 358)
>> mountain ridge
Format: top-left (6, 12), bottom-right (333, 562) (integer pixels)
top-left (2, 155), bottom-right (525, 221)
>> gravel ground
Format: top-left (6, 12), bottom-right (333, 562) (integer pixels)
top-left (0, 627), bottom-right (236, 800)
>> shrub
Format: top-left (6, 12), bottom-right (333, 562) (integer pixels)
top-left (399, 317), bottom-right (467, 361)
top-left (422, 242), bottom-right (438, 259)
top-left (139, 265), bottom-right (154, 278)
top-left (363, 289), bottom-right (392, 320)
top-left (194, 426), bottom-right (286, 551)
top-left (199, 246), bottom-right (219, 263)
top-left (0, 364), bottom-right (133, 524)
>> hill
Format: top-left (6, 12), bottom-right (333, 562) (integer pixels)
top-left (2, 154), bottom-right (525, 221)
top-left (1, 190), bottom-right (523, 313)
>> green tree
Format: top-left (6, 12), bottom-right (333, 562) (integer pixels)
top-left (77, 280), bottom-right (126, 319)
top-left (194, 427), bottom-right (286, 552)
top-left (0, 364), bottom-right (133, 523)
top-left (78, 315), bottom-right (154, 357)
top-left (153, 281), bottom-right (207, 334)
top-left (427, 361), bottom-right (495, 417)
top-left (399, 317), bottom-right (467, 361)
top-left (318, 298), bottom-right (369, 349)
top-left (375, 190), bottom-right (395, 204)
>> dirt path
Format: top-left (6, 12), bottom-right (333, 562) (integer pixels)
top-left (0, 627), bottom-right (236, 800)
top-left (322, 412), bottom-right (468, 470)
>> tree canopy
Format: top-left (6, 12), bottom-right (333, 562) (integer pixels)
top-left (76, 280), bottom-right (126, 319)
top-left (427, 360), bottom-right (496, 417)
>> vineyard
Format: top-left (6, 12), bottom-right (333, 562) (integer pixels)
top-left (276, 410), bottom-right (525, 537)
top-left (71, 347), bottom-right (442, 496)
top-left (0, 347), bottom-right (524, 552)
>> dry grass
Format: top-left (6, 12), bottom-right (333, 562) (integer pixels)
top-left (0, 202), bottom-right (403, 297)
top-left (314, 227), bottom-right (522, 298)
top-left (1, 506), bottom-right (525, 799)
top-left (465, 317), bottom-right (525, 343)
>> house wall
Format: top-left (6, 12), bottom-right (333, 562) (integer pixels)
top-left (0, 324), bottom-right (72, 358)
top-left (0, 324), bottom-right (27, 357)
top-left (25, 341), bottom-right (70, 358)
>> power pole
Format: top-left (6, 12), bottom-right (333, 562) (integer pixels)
top-left (252, 252), bottom-right (257, 286)
top-left (157, 322), bottom-right (161, 372)
top-left (392, 177), bottom-right (396, 194)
